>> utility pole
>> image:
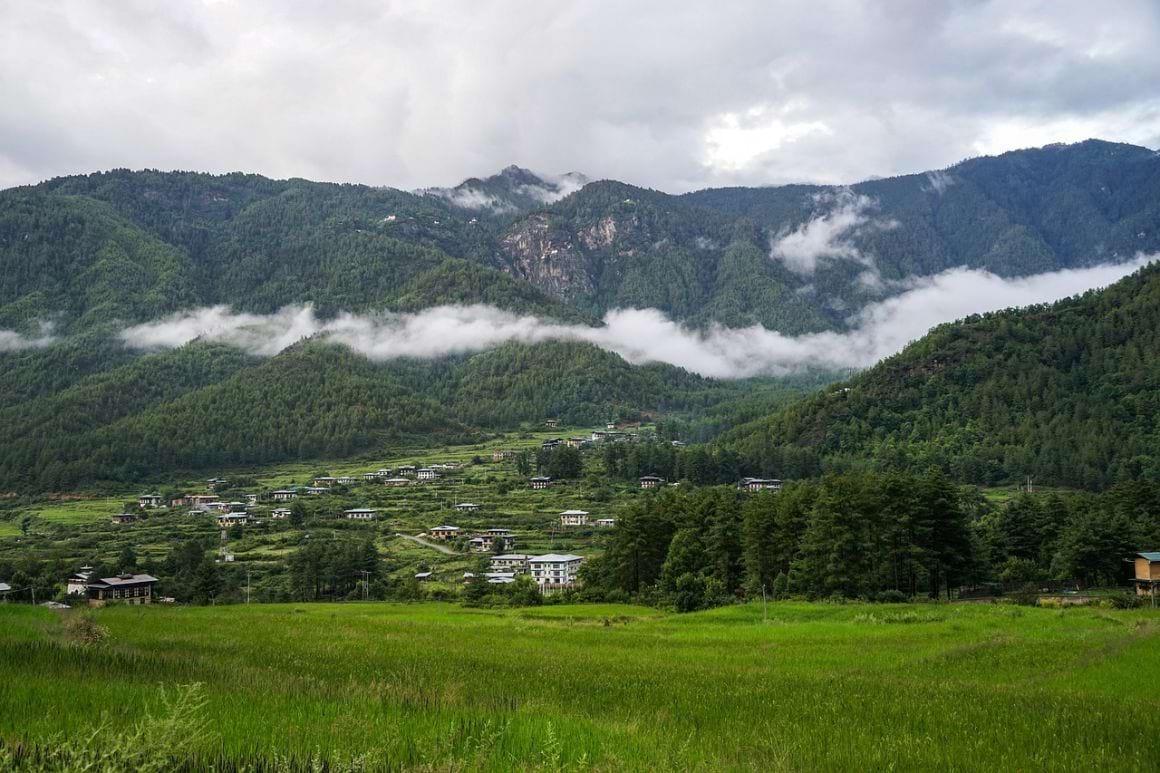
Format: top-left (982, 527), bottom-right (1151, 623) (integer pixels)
top-left (761, 584), bottom-right (767, 624)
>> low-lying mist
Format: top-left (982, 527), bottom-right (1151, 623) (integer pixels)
top-left (115, 258), bottom-right (1152, 379)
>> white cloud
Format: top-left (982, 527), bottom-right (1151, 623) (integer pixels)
top-left (769, 190), bottom-right (889, 274)
top-left (118, 257), bottom-right (1152, 378)
top-left (0, 323), bottom-right (56, 352)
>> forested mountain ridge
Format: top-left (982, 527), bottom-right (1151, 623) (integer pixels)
top-left (724, 262), bottom-right (1160, 489)
top-left (684, 140), bottom-right (1160, 281)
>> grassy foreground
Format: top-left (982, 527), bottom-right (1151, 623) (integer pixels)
top-left (1, 602), bottom-right (1159, 771)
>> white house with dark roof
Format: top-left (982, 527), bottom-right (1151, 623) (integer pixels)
top-left (455, 502), bottom-right (481, 512)
top-left (595, 518), bottom-right (616, 527)
top-left (639, 475), bottom-right (665, 489)
top-left (138, 493), bottom-right (163, 508)
top-left (416, 468), bottom-right (440, 481)
top-left (383, 477), bottom-right (411, 487)
top-left (739, 477), bottom-right (783, 492)
top-left (530, 476), bottom-right (552, 489)
top-left (344, 508), bottom-right (377, 520)
top-left (271, 508), bottom-right (292, 519)
top-left (428, 525), bottom-right (461, 540)
top-left (216, 512), bottom-right (249, 528)
top-left (271, 489), bottom-right (298, 502)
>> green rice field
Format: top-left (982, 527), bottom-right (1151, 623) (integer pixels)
top-left (1, 601), bottom-right (1158, 771)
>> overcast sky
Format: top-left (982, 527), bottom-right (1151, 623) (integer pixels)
top-left (2, 0), bottom-right (1159, 193)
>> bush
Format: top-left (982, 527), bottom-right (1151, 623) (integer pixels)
top-left (873, 589), bottom-right (909, 604)
top-left (60, 613), bottom-right (109, 646)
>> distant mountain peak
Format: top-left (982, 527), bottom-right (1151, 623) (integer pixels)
top-left (418, 166), bottom-right (590, 214)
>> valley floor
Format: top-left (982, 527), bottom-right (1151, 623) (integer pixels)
top-left (1, 601), bottom-right (1158, 771)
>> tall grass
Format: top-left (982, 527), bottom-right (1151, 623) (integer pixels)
top-left (0, 602), bottom-right (1158, 770)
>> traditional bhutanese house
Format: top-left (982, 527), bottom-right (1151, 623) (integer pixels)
top-left (486, 527), bottom-right (512, 537)
top-left (464, 572), bottom-right (517, 584)
top-left (86, 574), bottom-right (158, 607)
top-left (304, 486), bottom-right (330, 496)
top-left (428, 525), bottom-right (461, 540)
top-left (383, 477), bottom-right (411, 487)
top-left (216, 512), bottom-right (249, 528)
top-left (206, 477), bottom-right (228, 490)
top-left (639, 475), bottom-right (665, 489)
top-left (271, 508), bottom-right (292, 519)
top-left (0, 582), bottom-right (10, 599)
top-left (206, 501), bottom-right (230, 512)
top-left (363, 472), bottom-right (381, 482)
top-left (541, 438), bottom-right (563, 449)
top-left (545, 418), bottom-right (559, 429)
top-left (559, 510), bottom-right (589, 526)
top-left (170, 495), bottom-right (193, 507)
top-left (396, 465), bottom-right (418, 476)
top-left (376, 468), bottom-right (394, 477)
top-left (530, 476), bottom-right (552, 490)
top-left (528, 554), bottom-right (584, 591)
top-left (468, 536), bottom-right (492, 553)
top-left (454, 502), bottom-right (481, 512)
top-left (344, 508), bottom-right (377, 521)
top-left (1133, 552), bottom-right (1160, 597)
top-left (271, 489), bottom-right (298, 502)
top-left (469, 530), bottom-right (514, 553)
top-left (336, 476), bottom-right (358, 485)
top-left (138, 493), bottom-right (163, 508)
top-left (492, 449), bottom-right (517, 462)
top-left (566, 437), bottom-right (588, 448)
top-left (110, 513), bottom-right (137, 525)
top-left (66, 568), bottom-right (93, 595)
top-left (312, 476), bottom-right (336, 487)
top-left (245, 493), bottom-right (260, 505)
top-left (739, 477), bottom-right (783, 493)
top-left (490, 554), bottom-right (532, 572)
top-left (595, 518), bottom-right (616, 527)
top-left (414, 571), bottom-right (433, 582)
top-left (224, 501), bottom-right (248, 512)
top-left (416, 468), bottom-right (439, 481)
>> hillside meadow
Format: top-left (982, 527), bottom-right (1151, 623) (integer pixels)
top-left (1, 601), bottom-right (1158, 771)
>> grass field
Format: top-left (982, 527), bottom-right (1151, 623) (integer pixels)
top-left (1, 601), bottom-right (1158, 771)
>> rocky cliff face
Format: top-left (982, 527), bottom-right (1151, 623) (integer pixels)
top-left (498, 213), bottom-right (598, 297)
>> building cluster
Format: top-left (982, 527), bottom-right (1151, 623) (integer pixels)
top-left (456, 553), bottom-right (584, 592)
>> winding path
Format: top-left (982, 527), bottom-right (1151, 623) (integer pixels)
top-left (395, 532), bottom-right (459, 555)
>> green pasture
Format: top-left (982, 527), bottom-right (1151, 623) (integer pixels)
top-left (0, 601), bottom-right (1157, 770)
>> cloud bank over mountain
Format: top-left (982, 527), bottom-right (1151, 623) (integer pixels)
top-left (118, 258), bottom-right (1152, 378)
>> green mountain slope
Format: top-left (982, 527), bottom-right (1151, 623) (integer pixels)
top-left (723, 263), bottom-right (1160, 488)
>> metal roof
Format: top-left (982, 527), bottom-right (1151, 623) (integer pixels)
top-left (1138, 552), bottom-right (1160, 561)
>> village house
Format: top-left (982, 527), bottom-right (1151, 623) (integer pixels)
top-left (245, 493), bottom-right (260, 506)
top-left (110, 513), bottom-right (137, 525)
top-left (86, 574), bottom-right (158, 607)
top-left (271, 508), bottom-right (292, 519)
top-left (138, 493), bottom-right (163, 508)
top-left (312, 476), bottom-right (336, 487)
top-left (416, 468), bottom-right (440, 481)
top-left (383, 477), bottom-right (411, 487)
top-left (344, 508), bottom-right (378, 521)
top-left (0, 582), bottom-right (10, 600)
top-left (216, 512), bottom-right (249, 528)
top-left (530, 476), bottom-right (552, 490)
top-left (595, 518), bottom-right (616, 527)
top-left (1133, 552), bottom-right (1160, 597)
top-left (362, 472), bottom-right (381, 482)
top-left (490, 554), bottom-right (532, 572)
top-left (559, 510), bottom-right (589, 526)
top-left (528, 554), bottom-right (584, 591)
top-left (469, 530), bottom-right (515, 553)
top-left (492, 449), bottom-right (517, 462)
top-left (542, 438), bottom-right (563, 449)
top-left (304, 486), bottom-right (330, 496)
top-left (739, 477), bottom-right (783, 492)
top-left (545, 418), bottom-right (559, 429)
top-left (206, 477), bottom-right (228, 490)
top-left (396, 465), bottom-right (418, 476)
top-left (428, 525), bottom-right (461, 540)
top-left (566, 437), bottom-right (588, 448)
top-left (271, 489), bottom-right (298, 502)
top-left (414, 571), bottom-right (433, 582)
top-left (455, 502), bottom-right (481, 512)
top-left (66, 567), bottom-right (92, 595)
top-left (336, 476), bottom-right (358, 485)
top-left (639, 475), bottom-right (665, 489)
top-left (376, 468), bottom-right (394, 477)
